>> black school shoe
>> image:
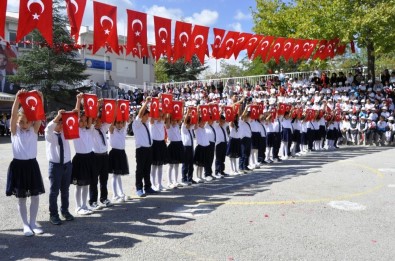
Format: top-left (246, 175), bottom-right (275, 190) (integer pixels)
top-left (50, 215), bottom-right (62, 225)
top-left (61, 211), bottom-right (75, 221)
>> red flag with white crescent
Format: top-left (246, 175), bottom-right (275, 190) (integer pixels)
top-left (66, 0), bottom-right (86, 42)
top-left (224, 106), bottom-right (235, 122)
top-left (258, 103), bottom-right (265, 115)
top-left (300, 39), bottom-right (319, 60)
top-left (116, 100), bottom-right (129, 121)
top-left (126, 9), bottom-right (148, 58)
top-left (18, 91), bottom-right (45, 121)
top-left (171, 101), bottom-right (184, 120)
top-left (233, 32), bottom-right (253, 60)
top-left (233, 103), bottom-right (241, 115)
top-left (253, 36), bottom-right (275, 61)
top-left (280, 38), bottom-right (295, 62)
top-left (285, 104), bottom-right (292, 112)
top-left (150, 97), bottom-right (160, 119)
top-left (0, 0), bottom-right (7, 39)
top-left (216, 31), bottom-right (240, 59)
top-left (270, 107), bottom-right (277, 122)
top-left (173, 21), bottom-right (192, 62)
top-left (101, 99), bottom-right (116, 123)
top-left (17, 0), bottom-right (53, 46)
top-left (210, 104), bottom-right (220, 121)
top-left (93, 1), bottom-right (119, 55)
top-left (266, 37), bottom-right (286, 63)
top-left (250, 105), bottom-right (259, 120)
top-left (154, 16), bottom-right (172, 60)
top-left (246, 34), bottom-right (264, 59)
top-left (278, 102), bottom-right (287, 115)
top-left (161, 93), bottom-right (173, 114)
top-left (186, 24), bottom-right (209, 64)
top-left (211, 28), bottom-right (225, 58)
top-left (312, 40), bottom-right (328, 60)
top-left (190, 106), bottom-right (198, 124)
top-left (83, 93), bottom-right (98, 118)
top-left (62, 111), bottom-right (79, 139)
top-left (199, 105), bottom-right (211, 122)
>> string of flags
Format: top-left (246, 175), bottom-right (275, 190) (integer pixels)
top-left (1, 0), bottom-right (355, 64)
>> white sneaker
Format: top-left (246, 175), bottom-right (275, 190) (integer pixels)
top-left (205, 176), bottom-right (214, 182)
top-left (213, 173), bottom-right (222, 179)
top-left (178, 181), bottom-right (188, 187)
top-left (101, 199), bottom-right (112, 207)
top-left (89, 202), bottom-right (103, 211)
top-left (116, 197), bottom-right (125, 203)
top-left (195, 178), bottom-right (204, 183)
top-left (254, 164), bottom-right (261, 169)
top-left (76, 208), bottom-right (91, 215)
top-left (158, 185), bottom-right (167, 191)
top-left (230, 171), bottom-right (239, 176)
top-left (168, 183), bottom-right (177, 189)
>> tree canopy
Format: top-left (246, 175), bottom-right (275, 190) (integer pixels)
top-left (154, 56), bottom-right (208, 82)
top-left (252, 0), bottom-right (395, 80)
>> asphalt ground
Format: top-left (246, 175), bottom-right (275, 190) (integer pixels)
top-left (0, 136), bottom-right (394, 261)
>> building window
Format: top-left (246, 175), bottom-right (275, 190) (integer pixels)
top-left (9, 31), bottom-right (33, 49)
top-left (143, 56), bottom-right (149, 64)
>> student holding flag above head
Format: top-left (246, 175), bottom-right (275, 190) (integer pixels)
top-left (181, 107), bottom-right (196, 185)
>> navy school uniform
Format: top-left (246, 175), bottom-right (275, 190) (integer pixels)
top-left (204, 123), bottom-right (216, 177)
top-left (72, 126), bottom-right (95, 186)
top-left (214, 122), bottom-right (229, 175)
top-left (109, 126), bottom-right (129, 175)
top-left (239, 119), bottom-right (252, 170)
top-left (167, 124), bottom-right (184, 164)
top-left (181, 124), bottom-right (194, 182)
top-left (226, 124), bottom-right (241, 158)
top-left (149, 120), bottom-right (168, 166)
top-left (193, 127), bottom-right (210, 167)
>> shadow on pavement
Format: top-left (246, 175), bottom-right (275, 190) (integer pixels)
top-left (0, 146), bottom-right (391, 260)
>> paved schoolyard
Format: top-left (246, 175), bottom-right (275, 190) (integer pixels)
top-left (0, 136), bottom-right (394, 260)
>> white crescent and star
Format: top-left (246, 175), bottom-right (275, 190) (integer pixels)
top-left (303, 42), bottom-right (310, 52)
top-left (158, 28), bottom-right (168, 43)
top-left (225, 38), bottom-right (235, 51)
top-left (164, 98), bottom-right (170, 106)
top-left (179, 32), bottom-right (189, 47)
top-left (105, 103), bottom-right (113, 115)
top-left (69, 0), bottom-right (79, 14)
top-left (194, 35), bottom-right (204, 48)
top-left (173, 104), bottom-right (180, 113)
top-left (248, 37), bottom-right (258, 46)
top-left (202, 108), bottom-right (208, 115)
top-left (260, 41), bottom-right (269, 50)
top-left (120, 103), bottom-right (127, 114)
top-left (66, 116), bottom-right (76, 130)
top-left (273, 43), bottom-right (281, 52)
top-left (237, 37), bottom-right (245, 44)
top-left (26, 96), bottom-right (38, 111)
top-left (292, 44), bottom-right (300, 53)
top-left (27, 0), bottom-right (45, 13)
top-left (132, 19), bottom-right (143, 37)
top-left (100, 16), bottom-right (114, 35)
top-left (283, 42), bottom-right (291, 52)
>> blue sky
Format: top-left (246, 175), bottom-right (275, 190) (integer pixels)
top-left (7, 0), bottom-right (258, 72)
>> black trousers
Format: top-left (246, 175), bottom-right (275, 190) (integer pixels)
top-left (258, 136), bottom-right (266, 162)
top-left (239, 137), bottom-right (251, 170)
top-left (135, 147), bottom-right (152, 191)
top-left (307, 128), bottom-right (314, 150)
top-left (215, 142), bottom-right (227, 174)
top-left (89, 153), bottom-right (109, 204)
top-left (204, 142), bottom-right (215, 177)
top-left (182, 145), bottom-right (194, 182)
top-left (273, 133), bottom-right (281, 159)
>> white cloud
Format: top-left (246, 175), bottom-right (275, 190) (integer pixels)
top-left (184, 9), bottom-right (219, 26)
top-left (229, 22), bottom-right (242, 32)
top-left (234, 10), bottom-right (252, 21)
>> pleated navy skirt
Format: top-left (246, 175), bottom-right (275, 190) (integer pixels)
top-left (167, 141), bottom-right (184, 164)
top-left (6, 158), bottom-right (45, 198)
top-left (226, 137), bottom-right (241, 158)
top-left (72, 152), bottom-right (95, 186)
top-left (194, 144), bottom-right (209, 167)
top-left (292, 130), bottom-right (301, 143)
top-left (109, 148), bottom-right (129, 175)
top-left (152, 140), bottom-right (168, 165)
top-left (281, 128), bottom-right (292, 143)
top-left (251, 132), bottom-right (261, 150)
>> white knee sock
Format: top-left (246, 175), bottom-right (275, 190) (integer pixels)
top-left (75, 186), bottom-right (82, 209)
top-left (17, 198), bottom-right (32, 233)
top-left (117, 176), bottom-right (124, 197)
top-left (167, 164), bottom-right (174, 185)
top-left (151, 165), bottom-right (158, 187)
top-left (250, 149), bottom-right (257, 166)
top-left (174, 164), bottom-right (180, 183)
top-left (111, 174), bottom-right (119, 199)
top-left (230, 158), bottom-right (236, 172)
top-left (81, 185), bottom-right (89, 209)
top-left (29, 196), bottom-right (39, 229)
top-left (283, 142), bottom-right (289, 157)
top-left (290, 142), bottom-right (296, 156)
top-left (157, 165), bottom-right (163, 186)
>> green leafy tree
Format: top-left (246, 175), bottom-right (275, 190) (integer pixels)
top-left (154, 58), bottom-right (170, 83)
top-left (252, 0), bottom-right (395, 80)
top-left (157, 55), bottom-right (208, 82)
top-left (10, 0), bottom-right (88, 110)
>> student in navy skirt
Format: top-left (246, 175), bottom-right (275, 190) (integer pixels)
top-left (193, 117), bottom-right (209, 183)
top-left (239, 105), bottom-right (253, 173)
top-left (165, 114), bottom-right (184, 189)
top-left (6, 90), bottom-right (45, 236)
top-left (109, 118), bottom-right (130, 203)
top-left (290, 116), bottom-right (302, 156)
top-left (257, 114), bottom-right (267, 164)
top-left (227, 114), bottom-right (241, 175)
top-left (250, 118), bottom-right (262, 169)
top-left (72, 94), bottom-right (95, 215)
top-left (181, 111), bottom-right (195, 185)
top-left (149, 108), bottom-right (168, 191)
top-left (280, 112), bottom-right (293, 160)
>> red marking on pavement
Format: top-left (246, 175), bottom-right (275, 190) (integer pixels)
top-left (371, 240), bottom-right (377, 243)
top-left (264, 214), bottom-right (269, 218)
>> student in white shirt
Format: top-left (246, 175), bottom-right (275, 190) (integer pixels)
top-left (165, 114), bottom-right (184, 189)
top-left (227, 111), bottom-right (241, 175)
top-left (280, 112), bottom-right (293, 160)
top-left (250, 117), bottom-right (262, 168)
top-left (132, 97), bottom-right (157, 197)
top-left (214, 115), bottom-right (229, 177)
top-left (193, 117), bottom-right (209, 183)
top-left (6, 90), bottom-right (45, 237)
top-left (45, 109), bottom-right (74, 225)
top-left (181, 109), bottom-right (195, 185)
top-left (72, 94), bottom-right (95, 216)
top-left (239, 105), bottom-right (253, 173)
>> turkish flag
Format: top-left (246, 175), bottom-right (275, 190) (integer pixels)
top-left (210, 104), bottom-right (220, 121)
top-left (154, 16), bottom-right (172, 60)
top-left (297, 108), bottom-right (303, 118)
top-left (0, 0), bottom-right (6, 39)
top-left (216, 31), bottom-right (239, 59)
top-left (270, 107), bottom-right (277, 122)
top-left (300, 39), bottom-right (319, 60)
top-left (335, 113), bottom-right (342, 122)
top-left (246, 34), bottom-right (264, 59)
top-left (254, 36), bottom-right (275, 61)
top-left (266, 37), bottom-right (286, 63)
top-left (280, 38), bottom-right (295, 62)
top-left (326, 105), bottom-right (332, 114)
top-left (233, 103), bottom-right (241, 115)
top-left (126, 9), bottom-right (148, 58)
top-left (83, 93), bottom-right (98, 118)
top-left (149, 45), bottom-right (157, 60)
top-left (18, 91), bottom-right (45, 121)
top-left (149, 98), bottom-right (160, 119)
top-left (211, 28), bottom-right (226, 58)
top-left (250, 105), bottom-right (260, 120)
top-left (66, 0), bottom-right (86, 42)
top-left (318, 110), bottom-right (325, 118)
top-left (101, 99), bottom-right (116, 124)
top-left (62, 111), bottom-right (79, 140)
top-left (321, 38), bottom-right (339, 60)
top-left (258, 103), bottom-right (265, 115)
top-left (186, 24), bottom-right (209, 64)
top-left (224, 106), bottom-right (235, 122)
top-left (190, 106), bottom-right (198, 124)
top-left (17, 0), bottom-right (53, 46)
top-left (200, 105), bottom-right (210, 122)
top-left (161, 93), bottom-right (173, 114)
top-left (305, 109), bottom-right (315, 121)
top-left (336, 44), bottom-right (346, 55)
top-left (173, 21), bottom-right (192, 62)
top-left (93, 2), bottom-right (119, 55)
top-left (116, 100), bottom-right (129, 122)
top-left (278, 103), bottom-right (287, 115)
top-left (233, 33), bottom-right (252, 60)
top-left (172, 101), bottom-right (184, 120)
top-left (288, 39), bottom-right (305, 61)
top-left (312, 40), bottom-right (328, 60)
